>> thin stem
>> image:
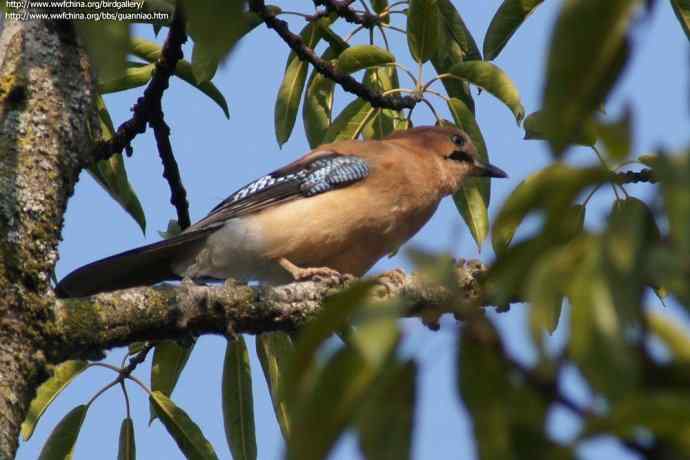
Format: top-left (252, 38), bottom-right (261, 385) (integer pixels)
top-left (345, 25), bottom-right (365, 42)
top-left (358, 0), bottom-right (371, 13)
top-left (121, 381), bottom-right (131, 419)
top-left (278, 10), bottom-right (311, 18)
top-left (423, 73), bottom-right (462, 93)
top-left (380, 23), bottom-right (406, 34)
top-left (583, 184), bottom-right (604, 206)
top-left (126, 374), bottom-right (152, 395)
top-left (421, 98), bottom-right (442, 124)
top-left (382, 62), bottom-right (418, 86)
top-left (382, 88), bottom-right (418, 96)
top-left (592, 145), bottom-right (627, 199)
top-left (377, 24), bottom-right (390, 50)
top-left (86, 380), bottom-right (119, 407)
top-left (88, 362), bottom-right (122, 374)
top-left (406, 105), bottom-right (415, 124)
top-left (416, 62), bottom-right (424, 93)
top-left (424, 88), bottom-right (451, 103)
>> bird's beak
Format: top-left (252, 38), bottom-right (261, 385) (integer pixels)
top-left (474, 161), bottom-right (508, 178)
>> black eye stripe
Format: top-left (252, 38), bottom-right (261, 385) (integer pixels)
top-left (450, 150), bottom-right (472, 162)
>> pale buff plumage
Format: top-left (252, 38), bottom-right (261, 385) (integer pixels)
top-left (56, 126), bottom-right (507, 298)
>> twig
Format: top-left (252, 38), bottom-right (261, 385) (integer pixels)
top-left (89, 6), bottom-right (191, 228)
top-left (150, 103), bottom-right (191, 229)
top-left (248, 0), bottom-right (417, 110)
top-left (614, 168), bottom-right (657, 184)
top-left (92, 7), bottom-right (187, 164)
top-left (313, 0), bottom-right (380, 28)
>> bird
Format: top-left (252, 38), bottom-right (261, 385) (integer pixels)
top-left (55, 125), bottom-right (507, 298)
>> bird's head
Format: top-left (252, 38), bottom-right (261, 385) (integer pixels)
top-left (387, 125), bottom-right (508, 194)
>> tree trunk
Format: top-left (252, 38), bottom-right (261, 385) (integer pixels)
top-left (0, 19), bottom-right (97, 459)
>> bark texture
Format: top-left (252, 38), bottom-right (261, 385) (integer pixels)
top-left (0, 20), bottom-right (97, 459)
top-left (47, 261), bottom-right (488, 361)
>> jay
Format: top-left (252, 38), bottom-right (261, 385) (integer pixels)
top-left (56, 125), bottom-right (507, 298)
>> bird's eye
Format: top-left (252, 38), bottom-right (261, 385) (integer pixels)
top-left (449, 150), bottom-right (472, 163)
top-left (452, 134), bottom-right (465, 146)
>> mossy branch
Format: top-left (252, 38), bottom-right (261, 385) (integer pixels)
top-left (48, 261), bottom-right (496, 362)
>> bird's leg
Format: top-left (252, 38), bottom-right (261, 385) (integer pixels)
top-left (278, 258), bottom-right (351, 282)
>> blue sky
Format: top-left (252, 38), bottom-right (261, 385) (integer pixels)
top-left (17, 1), bottom-right (690, 459)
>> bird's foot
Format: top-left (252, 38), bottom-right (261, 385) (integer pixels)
top-left (279, 258), bottom-right (353, 284)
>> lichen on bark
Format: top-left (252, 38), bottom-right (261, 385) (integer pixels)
top-left (0, 19), bottom-right (99, 460)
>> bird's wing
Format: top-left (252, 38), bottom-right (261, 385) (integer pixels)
top-left (188, 151), bottom-right (369, 231)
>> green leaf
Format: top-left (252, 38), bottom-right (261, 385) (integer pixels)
top-left (595, 106), bottom-right (633, 160)
top-left (322, 99), bottom-right (376, 144)
top-left (523, 110), bottom-right (596, 146)
top-left (22, 361), bottom-right (88, 441)
top-left (282, 283), bottom-right (374, 402)
top-left (303, 47), bottom-right (341, 148)
top-left (671, 0), bottom-right (690, 41)
top-left (256, 332), bottom-right (294, 440)
top-left (37, 405), bottom-right (88, 460)
top-left (436, 0), bottom-right (482, 60)
top-left (88, 95), bottom-right (146, 233)
top-left (357, 361), bottom-right (416, 460)
top-left (184, 0), bottom-right (251, 83)
top-left (150, 391), bottom-right (219, 460)
top-left (647, 311), bottom-right (690, 362)
top-left (117, 418), bottom-right (136, 460)
top-left (449, 61), bottom-right (525, 123)
top-left (407, 0), bottom-right (442, 63)
top-left (582, 391), bottom-right (690, 453)
top-left (362, 68), bottom-right (399, 140)
top-left (483, 0), bottom-right (544, 60)
top-left (276, 22), bottom-right (324, 146)
top-left (431, 43), bottom-right (475, 113)
top-left (316, 23), bottom-right (350, 53)
top-left (567, 236), bottom-right (639, 399)
top-left (222, 336), bottom-right (256, 460)
top-left (98, 62), bottom-right (155, 94)
top-left (149, 341), bottom-right (194, 424)
top-left (129, 38), bottom-right (230, 118)
top-left (492, 165), bottom-right (607, 254)
top-left (654, 152), bottom-right (690, 255)
top-left (75, 22), bottom-right (129, 83)
top-left (458, 318), bottom-right (556, 459)
top-left (335, 45), bottom-right (395, 74)
top-left (350, 307), bottom-right (400, 369)
top-left (288, 348), bottom-right (375, 460)
top-left (542, 0), bottom-right (640, 155)
top-left (430, 0), bottom-right (480, 110)
top-left (603, 197), bottom-right (658, 323)
top-left (525, 212), bottom-right (584, 342)
top-left (648, 245), bottom-right (690, 306)
top-left (448, 98), bottom-right (491, 249)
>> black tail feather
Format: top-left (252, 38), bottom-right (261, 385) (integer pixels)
top-left (55, 229), bottom-right (213, 298)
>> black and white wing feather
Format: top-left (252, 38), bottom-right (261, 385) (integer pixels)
top-left (189, 152), bottom-right (369, 231)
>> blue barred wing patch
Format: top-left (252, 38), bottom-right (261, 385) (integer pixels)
top-left (194, 153), bottom-right (369, 229)
top-left (228, 155), bottom-right (369, 203)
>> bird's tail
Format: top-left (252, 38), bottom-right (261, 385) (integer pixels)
top-left (55, 228), bottom-right (213, 298)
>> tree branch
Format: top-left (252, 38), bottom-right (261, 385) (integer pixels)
top-left (0, 18), bottom-right (99, 460)
top-left (614, 168), bottom-right (657, 184)
top-left (47, 261), bottom-right (495, 362)
top-left (248, 0), bottom-right (418, 110)
top-left (92, 7), bottom-right (191, 229)
top-left (310, 0), bottom-right (380, 28)
top-left (92, 8), bottom-right (187, 164)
